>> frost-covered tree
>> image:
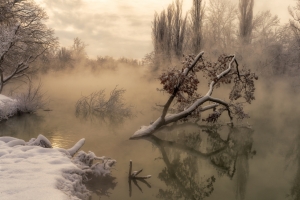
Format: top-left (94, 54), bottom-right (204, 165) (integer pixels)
top-left (238, 0), bottom-right (254, 44)
top-left (152, 0), bottom-right (187, 70)
top-left (71, 37), bottom-right (87, 61)
top-left (0, 0), bottom-right (57, 93)
top-left (131, 52), bottom-right (257, 138)
top-left (204, 0), bottom-right (238, 52)
top-left (189, 0), bottom-right (204, 54)
top-left (289, 0), bottom-right (300, 46)
top-left (252, 11), bottom-right (280, 46)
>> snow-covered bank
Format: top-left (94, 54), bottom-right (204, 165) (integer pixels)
top-left (0, 135), bottom-right (116, 200)
top-left (0, 94), bottom-right (18, 121)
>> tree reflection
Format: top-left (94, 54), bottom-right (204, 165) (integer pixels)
top-left (75, 87), bottom-right (133, 129)
top-left (144, 124), bottom-right (255, 200)
top-left (0, 113), bottom-right (45, 138)
top-left (286, 133), bottom-right (300, 200)
top-left (85, 174), bottom-right (117, 200)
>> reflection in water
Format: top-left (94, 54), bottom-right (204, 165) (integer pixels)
top-left (75, 87), bottom-right (134, 130)
top-left (0, 114), bottom-right (44, 138)
top-left (230, 128), bottom-right (255, 200)
top-left (85, 174), bottom-right (118, 199)
top-left (144, 124), bottom-right (255, 200)
top-left (128, 160), bottom-right (152, 197)
top-left (49, 130), bottom-right (75, 148)
top-left (0, 113), bottom-right (74, 149)
top-left (128, 176), bottom-right (152, 197)
top-left (286, 133), bottom-right (300, 200)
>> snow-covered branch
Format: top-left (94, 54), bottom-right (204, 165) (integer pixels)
top-left (131, 52), bottom-right (255, 139)
top-left (161, 51), bottom-right (204, 119)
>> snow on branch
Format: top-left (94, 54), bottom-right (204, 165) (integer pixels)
top-left (130, 51), bottom-right (257, 138)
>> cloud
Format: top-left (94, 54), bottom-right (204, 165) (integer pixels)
top-left (43, 0), bottom-right (84, 10)
top-left (38, 0), bottom-right (294, 59)
top-left (40, 0), bottom-right (154, 58)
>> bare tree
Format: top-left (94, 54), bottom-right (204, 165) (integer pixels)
top-left (151, 0), bottom-right (187, 70)
top-left (189, 0), bottom-right (205, 54)
top-left (238, 0), bottom-right (254, 44)
top-left (289, 0), bottom-right (300, 47)
top-left (0, 0), bottom-right (22, 25)
top-left (204, 0), bottom-right (238, 52)
top-left (248, 11), bottom-right (283, 75)
top-left (57, 47), bottom-right (74, 69)
top-left (172, 0), bottom-right (187, 59)
top-left (72, 37), bottom-right (87, 61)
top-left (152, 9), bottom-right (171, 68)
top-left (0, 0), bottom-right (57, 93)
top-left (131, 51), bottom-right (257, 138)
top-left (252, 11), bottom-right (280, 46)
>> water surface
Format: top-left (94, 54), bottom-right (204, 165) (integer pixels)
top-left (0, 68), bottom-right (299, 200)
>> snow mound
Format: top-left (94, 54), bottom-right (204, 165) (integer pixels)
top-left (0, 94), bottom-right (18, 121)
top-left (0, 135), bottom-right (116, 200)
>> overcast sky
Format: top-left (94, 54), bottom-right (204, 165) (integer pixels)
top-left (35, 0), bottom-right (297, 59)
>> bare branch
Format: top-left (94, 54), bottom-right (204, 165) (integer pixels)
top-left (161, 51), bottom-right (204, 119)
top-left (207, 96), bottom-right (233, 121)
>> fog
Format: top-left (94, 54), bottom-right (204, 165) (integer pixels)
top-left (2, 0), bottom-right (300, 199)
top-left (34, 0), bottom-right (297, 59)
top-left (25, 66), bottom-right (300, 199)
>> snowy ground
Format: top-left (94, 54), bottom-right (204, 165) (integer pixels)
top-left (0, 94), bottom-right (116, 199)
top-left (0, 135), bottom-right (116, 200)
top-left (0, 137), bottom-right (76, 199)
top-left (0, 94), bottom-right (18, 121)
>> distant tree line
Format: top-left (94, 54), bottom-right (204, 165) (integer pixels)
top-left (149, 0), bottom-right (300, 79)
top-left (2, 0), bottom-right (300, 93)
top-left (33, 37), bottom-right (144, 73)
top-left (0, 0), bottom-right (144, 94)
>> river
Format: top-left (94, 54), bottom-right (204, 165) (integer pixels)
top-left (0, 67), bottom-right (299, 200)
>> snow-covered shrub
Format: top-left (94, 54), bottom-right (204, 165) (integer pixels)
top-left (75, 86), bottom-right (133, 124)
top-left (57, 169), bottom-right (90, 200)
top-left (0, 83), bottom-right (46, 121)
top-left (0, 94), bottom-right (18, 120)
top-left (15, 82), bottom-right (46, 113)
top-left (73, 150), bottom-right (116, 177)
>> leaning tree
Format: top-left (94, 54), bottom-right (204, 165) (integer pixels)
top-left (130, 51), bottom-right (257, 138)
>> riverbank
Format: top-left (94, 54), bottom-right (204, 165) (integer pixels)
top-left (0, 94), bottom-right (18, 121)
top-left (0, 135), bottom-right (116, 200)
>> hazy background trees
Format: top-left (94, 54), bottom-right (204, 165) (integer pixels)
top-left (204, 0), bottom-right (237, 53)
top-left (238, 0), bottom-right (254, 44)
top-left (148, 0), bottom-right (300, 87)
top-left (2, 0), bottom-right (300, 90)
top-left (289, 0), bottom-right (300, 45)
top-left (151, 0), bottom-right (188, 71)
top-left (189, 0), bottom-right (204, 54)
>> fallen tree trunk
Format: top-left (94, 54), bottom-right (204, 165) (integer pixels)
top-left (131, 51), bottom-right (255, 139)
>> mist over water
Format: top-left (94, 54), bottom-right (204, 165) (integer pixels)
top-left (1, 66), bottom-right (300, 200)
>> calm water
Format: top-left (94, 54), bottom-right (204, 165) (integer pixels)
top-left (0, 68), bottom-right (299, 200)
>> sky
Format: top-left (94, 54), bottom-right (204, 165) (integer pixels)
top-left (35, 0), bottom-right (297, 59)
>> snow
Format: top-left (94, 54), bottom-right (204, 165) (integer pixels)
top-left (67, 138), bottom-right (85, 156)
top-left (0, 135), bottom-right (116, 200)
top-left (0, 94), bottom-right (18, 121)
top-left (0, 137), bottom-right (76, 200)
